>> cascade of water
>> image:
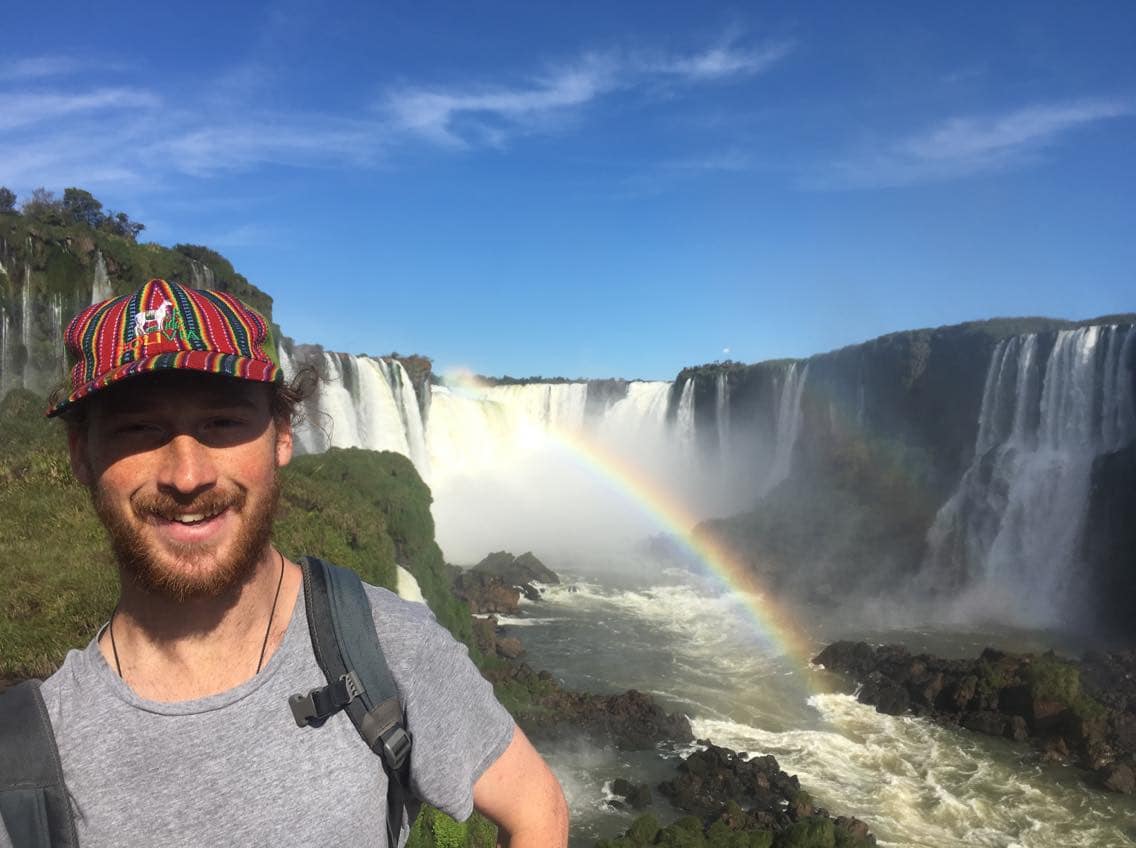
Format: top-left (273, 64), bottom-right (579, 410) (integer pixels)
top-left (380, 359), bottom-right (429, 474)
top-left (51, 295), bottom-right (65, 380)
top-left (715, 373), bottom-right (731, 461)
top-left (0, 307), bottom-right (10, 397)
top-left (675, 379), bottom-right (696, 453)
top-left (189, 261), bottom-right (215, 290)
top-left (21, 264), bottom-right (32, 389)
top-left (922, 325), bottom-right (1136, 624)
top-left (91, 251), bottom-right (113, 303)
top-left (767, 362), bottom-right (809, 491)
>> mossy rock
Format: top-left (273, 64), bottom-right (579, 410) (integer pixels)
top-left (773, 817), bottom-right (835, 848)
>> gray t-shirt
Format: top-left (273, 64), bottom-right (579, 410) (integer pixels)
top-left (28, 583), bottom-right (514, 847)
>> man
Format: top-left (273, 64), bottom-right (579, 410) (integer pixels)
top-left (7, 279), bottom-right (568, 846)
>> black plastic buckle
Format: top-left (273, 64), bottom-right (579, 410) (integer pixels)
top-left (289, 672), bottom-right (363, 728)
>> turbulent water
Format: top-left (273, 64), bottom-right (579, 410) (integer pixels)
top-left (503, 568), bottom-right (1136, 848)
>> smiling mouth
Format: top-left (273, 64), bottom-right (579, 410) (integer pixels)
top-left (168, 508), bottom-right (225, 525)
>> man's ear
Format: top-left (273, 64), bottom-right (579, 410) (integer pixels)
top-left (67, 426), bottom-right (93, 487)
top-left (274, 417), bottom-right (293, 468)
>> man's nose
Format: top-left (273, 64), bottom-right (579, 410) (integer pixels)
top-left (156, 434), bottom-right (218, 496)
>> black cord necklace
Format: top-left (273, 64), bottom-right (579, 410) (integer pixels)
top-left (109, 550), bottom-right (286, 679)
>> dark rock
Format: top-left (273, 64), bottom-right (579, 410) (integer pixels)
top-left (1098, 762), bottom-right (1135, 795)
top-left (859, 673), bottom-right (910, 715)
top-left (937, 675), bottom-right (978, 713)
top-left (519, 583), bottom-right (541, 602)
top-left (452, 571), bottom-right (520, 614)
top-left (610, 778), bottom-right (652, 809)
top-left (1005, 716), bottom-right (1030, 741)
top-left (473, 550), bottom-right (560, 586)
top-left (495, 636), bottom-right (525, 659)
top-left (470, 615), bottom-right (497, 656)
top-left (962, 711), bottom-right (1007, 737)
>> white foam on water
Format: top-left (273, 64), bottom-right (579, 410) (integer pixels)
top-left (692, 696), bottom-right (1136, 848)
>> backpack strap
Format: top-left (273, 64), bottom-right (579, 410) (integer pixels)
top-left (288, 557), bottom-right (413, 847)
top-left (0, 681), bottom-right (78, 848)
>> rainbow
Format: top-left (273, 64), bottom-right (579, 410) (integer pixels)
top-left (442, 371), bottom-right (821, 675)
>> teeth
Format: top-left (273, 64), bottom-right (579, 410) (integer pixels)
top-left (171, 510), bottom-right (221, 524)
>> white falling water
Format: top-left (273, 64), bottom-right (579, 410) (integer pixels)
top-left (923, 325), bottom-right (1136, 625)
top-left (51, 295), bottom-right (65, 381)
top-left (379, 359), bottom-right (429, 474)
top-left (766, 362), bottom-right (809, 493)
top-left (0, 307), bottom-right (10, 398)
top-left (715, 373), bottom-right (731, 461)
top-left (675, 378), bottom-right (696, 455)
top-left (91, 251), bottom-right (113, 303)
top-left (21, 263), bottom-right (32, 388)
top-left (424, 379), bottom-right (694, 562)
top-left (292, 352), bottom-right (415, 457)
top-left (189, 260), bottom-right (215, 290)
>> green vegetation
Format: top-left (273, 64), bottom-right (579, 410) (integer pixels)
top-left (0, 191), bottom-right (273, 319)
top-left (0, 388), bottom-right (118, 680)
top-left (408, 806), bottom-right (498, 848)
top-left (596, 806), bottom-right (862, 848)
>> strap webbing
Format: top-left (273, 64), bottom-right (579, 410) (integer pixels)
top-left (291, 557), bottom-right (413, 847)
top-left (0, 681), bottom-right (78, 847)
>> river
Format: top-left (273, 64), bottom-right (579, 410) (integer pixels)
top-left (497, 564), bottom-right (1136, 848)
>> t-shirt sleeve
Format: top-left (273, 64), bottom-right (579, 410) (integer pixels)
top-left (369, 589), bottom-right (515, 822)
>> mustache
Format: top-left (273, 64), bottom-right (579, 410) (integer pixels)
top-left (131, 488), bottom-right (246, 521)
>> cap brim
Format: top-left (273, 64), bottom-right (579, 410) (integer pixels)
top-left (47, 350), bottom-right (281, 418)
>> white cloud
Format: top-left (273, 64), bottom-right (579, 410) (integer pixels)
top-left (384, 40), bottom-right (791, 148)
top-left (820, 99), bottom-right (1133, 189)
top-left (0, 89), bottom-right (160, 132)
top-left (0, 36), bottom-right (790, 192)
top-left (0, 56), bottom-right (82, 80)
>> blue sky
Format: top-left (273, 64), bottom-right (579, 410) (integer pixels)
top-left (2, 1), bottom-right (1134, 379)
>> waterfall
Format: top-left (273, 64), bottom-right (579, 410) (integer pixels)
top-left (189, 260), bottom-right (215, 290)
top-left (91, 251), bottom-right (113, 303)
top-left (0, 307), bottom-right (10, 398)
top-left (715, 373), bottom-right (731, 460)
top-left (380, 359), bottom-right (429, 474)
top-left (293, 352), bottom-right (416, 457)
top-left (51, 295), bottom-right (65, 380)
top-left (21, 263), bottom-right (32, 388)
top-left (766, 362), bottom-right (809, 492)
top-left (675, 379), bottom-right (696, 454)
top-left (922, 325), bottom-right (1136, 624)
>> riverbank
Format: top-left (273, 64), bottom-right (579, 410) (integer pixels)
top-left (814, 641), bottom-right (1136, 795)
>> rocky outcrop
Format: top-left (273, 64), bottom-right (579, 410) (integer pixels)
top-left (473, 550), bottom-right (559, 586)
top-left (485, 660), bottom-right (692, 750)
top-left (814, 641), bottom-right (1136, 795)
top-left (452, 571), bottom-right (521, 614)
top-left (598, 743), bottom-right (875, 847)
top-left (471, 615), bottom-right (525, 659)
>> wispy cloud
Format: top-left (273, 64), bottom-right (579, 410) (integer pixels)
top-left (0, 36), bottom-right (790, 192)
top-left (820, 98), bottom-right (1133, 189)
top-left (0, 89), bottom-right (160, 132)
top-left (0, 56), bottom-right (83, 81)
top-left (384, 39), bottom-right (791, 148)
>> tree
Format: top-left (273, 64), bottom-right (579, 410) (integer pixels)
top-left (0, 187), bottom-right (15, 214)
top-left (101, 210), bottom-right (145, 241)
top-left (21, 187), bottom-right (65, 224)
top-left (62, 187), bottom-right (105, 228)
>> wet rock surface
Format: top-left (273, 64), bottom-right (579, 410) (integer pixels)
top-left (598, 743), bottom-right (876, 847)
top-left (814, 640), bottom-right (1136, 795)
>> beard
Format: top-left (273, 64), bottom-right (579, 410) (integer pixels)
top-left (92, 477), bottom-right (280, 602)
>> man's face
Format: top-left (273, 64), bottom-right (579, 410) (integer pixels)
top-left (69, 372), bottom-right (293, 601)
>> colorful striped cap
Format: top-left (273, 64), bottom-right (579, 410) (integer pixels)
top-left (47, 278), bottom-right (282, 417)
